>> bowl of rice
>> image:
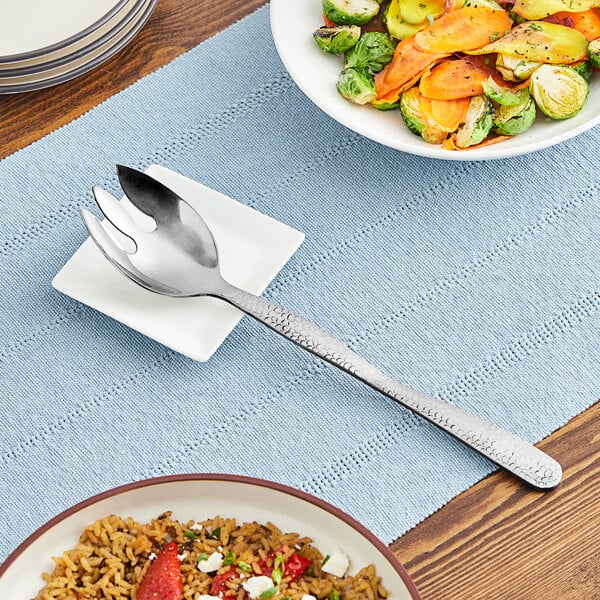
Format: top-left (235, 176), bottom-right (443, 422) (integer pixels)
top-left (0, 474), bottom-right (421, 599)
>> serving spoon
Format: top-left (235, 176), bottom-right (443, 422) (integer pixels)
top-left (80, 165), bottom-right (562, 491)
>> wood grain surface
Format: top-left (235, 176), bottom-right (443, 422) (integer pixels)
top-left (1, 1), bottom-right (598, 598)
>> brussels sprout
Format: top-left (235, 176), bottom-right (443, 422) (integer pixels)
top-left (588, 39), bottom-right (600, 69)
top-left (482, 77), bottom-right (526, 106)
top-left (313, 25), bottom-right (361, 54)
top-left (495, 54), bottom-right (541, 82)
top-left (529, 64), bottom-right (589, 120)
top-left (400, 87), bottom-right (465, 144)
top-left (344, 32), bottom-right (397, 73)
top-left (568, 60), bottom-right (592, 83)
top-left (336, 67), bottom-right (377, 104)
top-left (400, 87), bottom-right (427, 135)
top-left (371, 97), bottom-right (401, 110)
top-left (322, 0), bottom-right (380, 25)
top-left (493, 91), bottom-right (537, 135)
top-left (455, 95), bottom-right (494, 148)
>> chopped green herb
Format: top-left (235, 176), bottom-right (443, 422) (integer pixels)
top-left (322, 554), bottom-right (331, 565)
top-left (306, 566), bottom-right (316, 577)
top-left (329, 590), bottom-right (340, 600)
top-left (489, 31), bottom-right (499, 42)
top-left (260, 587), bottom-right (278, 599)
top-left (211, 527), bottom-right (221, 539)
top-left (223, 551), bottom-right (236, 565)
top-left (272, 552), bottom-right (286, 585)
top-left (237, 560), bottom-right (252, 572)
top-left (529, 23), bottom-right (542, 31)
top-left (183, 530), bottom-right (198, 539)
top-left (419, 2), bottom-right (426, 7)
top-left (197, 553), bottom-right (208, 563)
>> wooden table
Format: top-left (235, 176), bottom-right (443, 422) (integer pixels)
top-left (1, 1), bottom-right (598, 597)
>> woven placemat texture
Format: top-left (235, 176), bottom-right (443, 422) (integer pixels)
top-left (1, 4), bottom-right (598, 560)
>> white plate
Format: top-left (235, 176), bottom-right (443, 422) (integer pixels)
top-left (52, 165), bottom-right (305, 362)
top-left (0, 0), bottom-right (127, 58)
top-left (270, 0), bottom-right (600, 161)
top-left (0, 0), bottom-right (156, 94)
top-left (0, 0), bottom-right (146, 73)
top-left (0, 474), bottom-right (421, 599)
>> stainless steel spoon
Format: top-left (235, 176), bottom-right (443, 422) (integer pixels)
top-left (80, 165), bottom-right (562, 491)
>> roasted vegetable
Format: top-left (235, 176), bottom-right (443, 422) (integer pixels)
top-left (483, 77), bottom-right (528, 105)
top-left (322, 0), bottom-right (380, 25)
top-left (336, 67), bottom-right (377, 103)
top-left (314, 0), bottom-right (598, 150)
top-left (492, 90), bottom-right (537, 135)
top-left (313, 25), bottom-right (361, 54)
top-left (468, 22), bottom-right (589, 64)
top-left (413, 7), bottom-right (512, 53)
top-left (382, 0), bottom-right (428, 40)
top-left (400, 86), bottom-right (470, 143)
top-left (588, 38), bottom-right (600, 68)
top-left (529, 64), bottom-right (589, 119)
top-left (419, 56), bottom-right (500, 99)
top-left (551, 8), bottom-right (600, 41)
top-left (371, 97), bottom-right (401, 110)
top-left (569, 60), bottom-right (593, 82)
top-left (495, 53), bottom-right (541, 81)
top-left (374, 37), bottom-right (449, 102)
top-left (511, 0), bottom-right (599, 21)
top-left (454, 95), bottom-right (494, 147)
top-left (344, 32), bottom-right (397, 72)
top-left (463, 0), bottom-right (503, 9)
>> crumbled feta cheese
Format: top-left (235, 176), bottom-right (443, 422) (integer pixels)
top-left (242, 575), bottom-right (274, 599)
top-left (322, 549), bottom-right (350, 577)
top-left (197, 551), bottom-right (224, 573)
top-left (196, 596), bottom-right (221, 600)
top-left (178, 552), bottom-right (188, 561)
top-left (148, 552), bottom-right (157, 561)
top-left (301, 595), bottom-right (317, 600)
top-left (189, 523), bottom-right (203, 531)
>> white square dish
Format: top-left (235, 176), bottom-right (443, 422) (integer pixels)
top-left (52, 164), bottom-right (305, 361)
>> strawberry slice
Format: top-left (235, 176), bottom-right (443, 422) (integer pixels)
top-left (138, 541), bottom-right (183, 600)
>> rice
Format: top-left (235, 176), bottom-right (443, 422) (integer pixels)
top-left (34, 513), bottom-right (388, 600)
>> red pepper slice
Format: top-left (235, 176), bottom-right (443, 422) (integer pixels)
top-left (284, 552), bottom-right (312, 582)
top-left (137, 541), bottom-right (183, 600)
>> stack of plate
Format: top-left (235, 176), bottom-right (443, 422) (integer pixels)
top-left (0, 0), bottom-right (157, 94)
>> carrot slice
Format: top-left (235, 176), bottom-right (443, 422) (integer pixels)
top-left (374, 37), bottom-right (449, 102)
top-left (420, 96), bottom-right (470, 131)
top-left (413, 7), bottom-right (512, 53)
top-left (551, 8), bottom-right (600, 41)
top-left (419, 57), bottom-right (500, 100)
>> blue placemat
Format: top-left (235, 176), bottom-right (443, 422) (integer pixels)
top-left (1, 4), bottom-right (599, 561)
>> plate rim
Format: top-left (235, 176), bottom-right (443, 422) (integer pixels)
top-left (0, 0), bottom-right (157, 94)
top-left (269, 0), bottom-right (600, 161)
top-left (0, 0), bottom-right (131, 62)
top-left (0, 0), bottom-right (148, 76)
top-left (0, 473), bottom-right (422, 600)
